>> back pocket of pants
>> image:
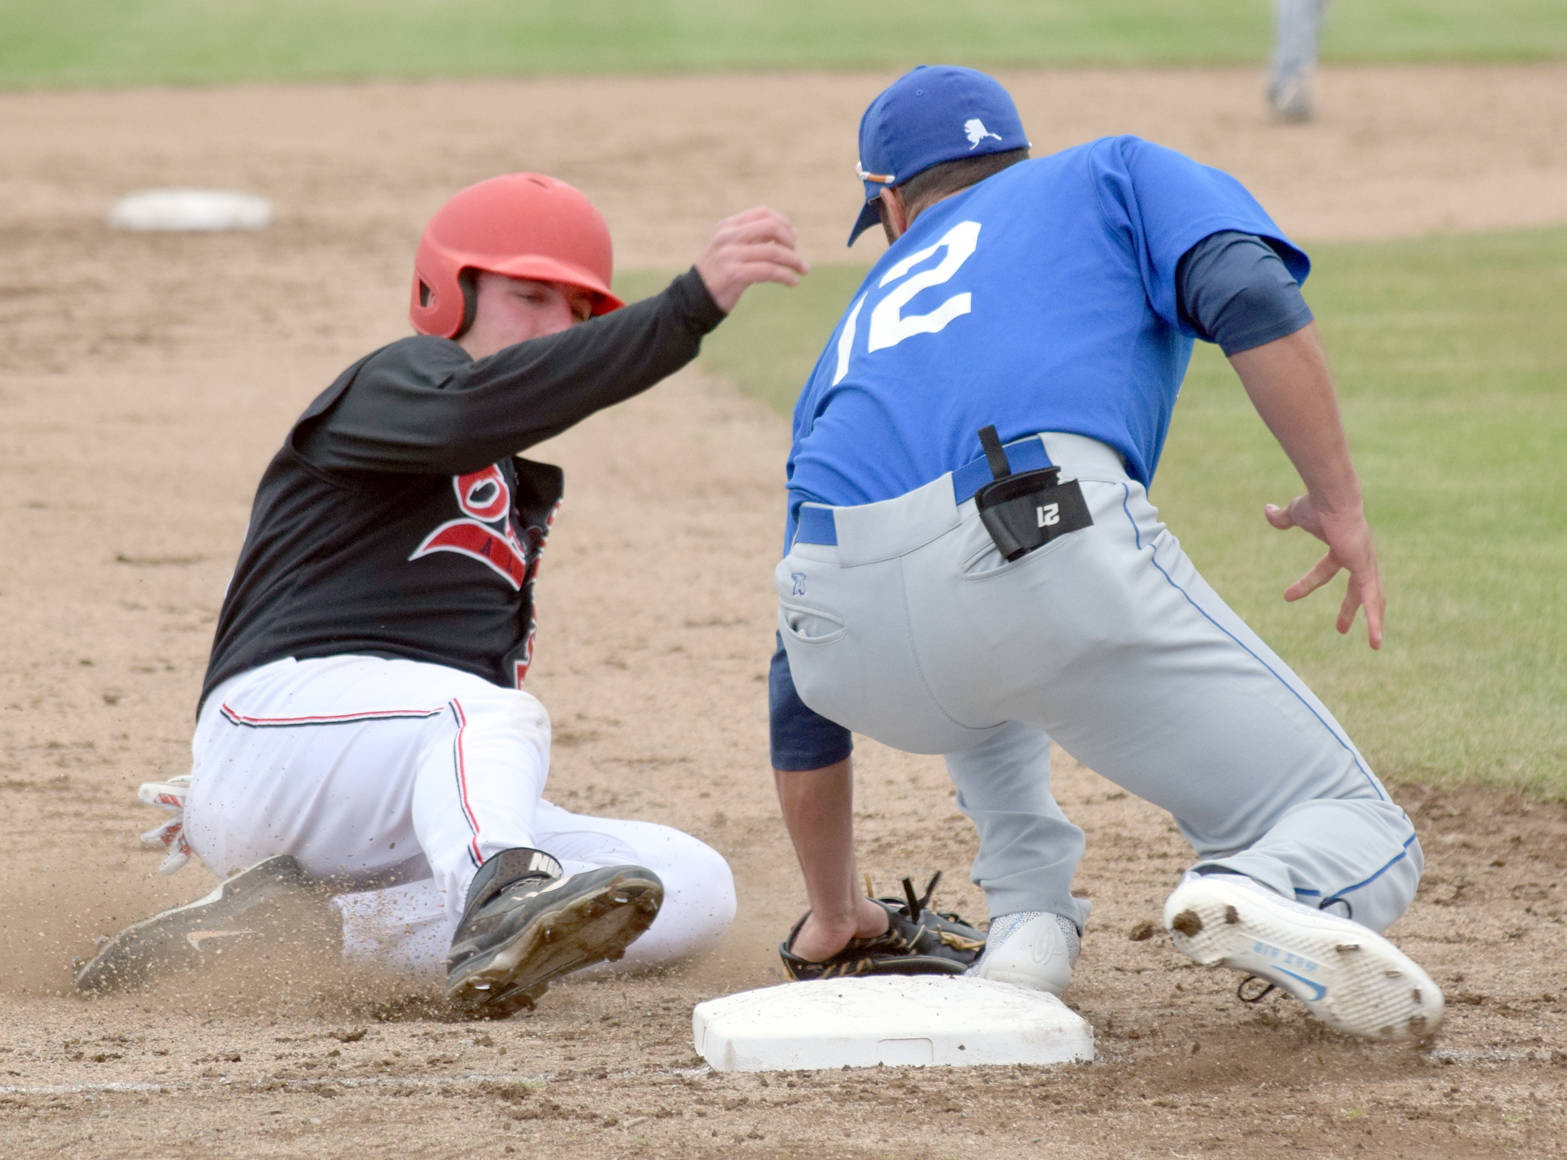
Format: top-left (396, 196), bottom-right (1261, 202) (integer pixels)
top-left (778, 600), bottom-right (847, 645)
top-left (959, 532), bottom-right (1076, 581)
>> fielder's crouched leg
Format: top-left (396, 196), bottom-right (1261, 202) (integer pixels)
top-left (445, 847), bottom-right (663, 1018)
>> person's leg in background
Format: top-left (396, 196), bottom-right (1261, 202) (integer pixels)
top-left (1269, 0), bottom-right (1329, 122)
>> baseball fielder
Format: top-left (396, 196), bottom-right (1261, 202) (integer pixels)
top-left (77, 175), bottom-right (806, 1016)
top-left (769, 66), bottom-right (1442, 1040)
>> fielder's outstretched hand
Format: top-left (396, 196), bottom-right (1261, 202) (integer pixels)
top-left (1264, 493), bottom-right (1385, 650)
top-left (695, 206), bottom-right (808, 313)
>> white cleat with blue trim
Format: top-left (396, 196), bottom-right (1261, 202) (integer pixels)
top-left (1164, 872), bottom-right (1443, 1042)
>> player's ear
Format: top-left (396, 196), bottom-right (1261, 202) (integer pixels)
top-left (877, 188), bottom-right (910, 243)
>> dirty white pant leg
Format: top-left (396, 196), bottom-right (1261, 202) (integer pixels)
top-left (535, 802), bottom-right (737, 967)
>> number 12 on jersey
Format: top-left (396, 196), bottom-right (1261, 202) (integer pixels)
top-left (831, 219), bottom-right (983, 386)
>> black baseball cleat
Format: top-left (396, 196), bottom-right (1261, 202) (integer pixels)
top-left (74, 854), bottom-right (341, 994)
top-left (1164, 872), bottom-right (1443, 1042)
top-left (445, 849), bottom-right (663, 1019)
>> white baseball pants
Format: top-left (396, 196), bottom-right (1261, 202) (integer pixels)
top-left (185, 655), bottom-right (735, 976)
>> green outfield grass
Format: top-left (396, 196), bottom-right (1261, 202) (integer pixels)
top-left (1, 0), bottom-right (1564, 88)
top-left (631, 226), bottom-right (1567, 798)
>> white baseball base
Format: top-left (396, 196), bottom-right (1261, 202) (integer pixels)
top-left (106, 189), bottom-right (274, 232)
top-left (692, 975), bottom-right (1094, 1072)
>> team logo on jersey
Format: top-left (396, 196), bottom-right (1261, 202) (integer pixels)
top-left (963, 118), bottom-right (1003, 149)
top-left (409, 465), bottom-right (531, 589)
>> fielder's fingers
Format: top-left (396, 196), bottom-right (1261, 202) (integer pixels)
top-left (1284, 551), bottom-right (1341, 603)
top-left (1353, 573), bottom-right (1385, 649)
top-left (1337, 582), bottom-right (1382, 649)
top-left (1336, 583), bottom-right (1362, 635)
top-left (1264, 502), bottom-right (1295, 530)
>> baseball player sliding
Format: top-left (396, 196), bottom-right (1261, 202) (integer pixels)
top-left (769, 66), bottom-right (1443, 1040)
top-left (76, 175), bottom-right (806, 1017)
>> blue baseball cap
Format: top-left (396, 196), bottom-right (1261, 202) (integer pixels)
top-left (848, 65), bottom-right (1031, 246)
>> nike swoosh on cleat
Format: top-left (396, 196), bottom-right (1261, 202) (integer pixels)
top-left (1276, 968), bottom-right (1327, 1002)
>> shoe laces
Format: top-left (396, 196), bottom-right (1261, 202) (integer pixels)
top-left (1237, 975), bottom-right (1279, 1004)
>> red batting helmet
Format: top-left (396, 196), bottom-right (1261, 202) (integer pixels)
top-left (409, 173), bottom-right (625, 339)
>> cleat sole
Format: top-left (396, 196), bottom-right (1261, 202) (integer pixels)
top-left (1164, 875), bottom-right (1443, 1042)
top-left (447, 869), bottom-right (662, 1020)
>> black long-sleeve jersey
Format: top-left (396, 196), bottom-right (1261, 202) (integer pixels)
top-left (201, 270), bottom-right (726, 709)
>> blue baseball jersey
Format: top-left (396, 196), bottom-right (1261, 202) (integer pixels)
top-left (784, 135), bottom-right (1308, 545)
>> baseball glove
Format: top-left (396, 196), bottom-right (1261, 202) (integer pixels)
top-left (779, 872), bottom-right (986, 981)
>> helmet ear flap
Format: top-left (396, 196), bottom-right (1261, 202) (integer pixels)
top-left (454, 269), bottom-right (479, 340)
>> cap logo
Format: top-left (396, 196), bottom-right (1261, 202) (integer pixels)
top-left (963, 118), bottom-right (1004, 150)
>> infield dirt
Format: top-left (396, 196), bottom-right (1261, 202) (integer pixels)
top-left (2, 65), bottom-right (1564, 1160)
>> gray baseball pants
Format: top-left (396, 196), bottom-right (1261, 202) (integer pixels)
top-left (777, 432), bottom-right (1421, 936)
